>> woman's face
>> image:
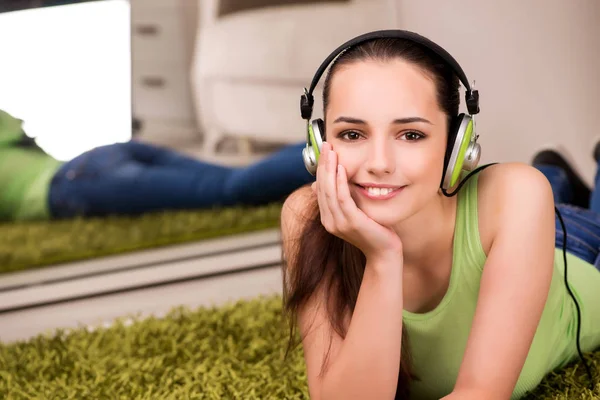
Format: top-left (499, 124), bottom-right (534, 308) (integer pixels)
top-left (325, 59), bottom-right (449, 227)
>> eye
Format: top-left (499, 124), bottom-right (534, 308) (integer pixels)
top-left (337, 130), bottom-right (363, 141)
top-left (402, 131), bottom-right (425, 141)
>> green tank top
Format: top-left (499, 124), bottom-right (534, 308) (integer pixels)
top-left (403, 173), bottom-right (600, 399)
top-left (0, 110), bottom-right (63, 221)
top-left (0, 147), bottom-right (63, 221)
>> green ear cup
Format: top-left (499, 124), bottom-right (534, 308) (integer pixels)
top-left (302, 119), bottom-right (325, 176)
top-left (449, 118), bottom-right (474, 187)
top-left (308, 122), bottom-right (321, 163)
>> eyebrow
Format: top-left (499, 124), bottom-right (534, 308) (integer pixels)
top-left (333, 116), bottom-right (433, 125)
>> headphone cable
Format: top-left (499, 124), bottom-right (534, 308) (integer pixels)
top-left (555, 206), bottom-right (595, 389)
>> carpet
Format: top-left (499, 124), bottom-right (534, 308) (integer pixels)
top-left (0, 203), bottom-right (283, 275)
top-left (0, 295), bottom-right (599, 399)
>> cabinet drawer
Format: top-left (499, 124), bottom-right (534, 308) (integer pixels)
top-left (131, 8), bottom-right (188, 65)
top-left (132, 63), bottom-right (195, 122)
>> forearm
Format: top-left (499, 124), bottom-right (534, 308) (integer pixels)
top-left (321, 258), bottom-right (403, 400)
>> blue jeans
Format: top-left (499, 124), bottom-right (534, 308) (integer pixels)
top-left (536, 164), bottom-right (600, 269)
top-left (49, 141), bottom-right (314, 218)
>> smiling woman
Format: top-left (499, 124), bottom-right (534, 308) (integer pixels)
top-left (281, 30), bottom-right (600, 400)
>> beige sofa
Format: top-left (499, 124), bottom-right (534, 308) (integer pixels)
top-left (191, 0), bottom-right (399, 155)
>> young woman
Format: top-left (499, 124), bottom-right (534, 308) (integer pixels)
top-left (281, 31), bottom-right (600, 400)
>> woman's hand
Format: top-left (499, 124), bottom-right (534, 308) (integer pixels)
top-left (313, 142), bottom-right (403, 264)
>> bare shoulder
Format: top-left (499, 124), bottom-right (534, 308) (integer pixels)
top-left (477, 162), bottom-right (552, 196)
top-left (476, 162), bottom-right (554, 255)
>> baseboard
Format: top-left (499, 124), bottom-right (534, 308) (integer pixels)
top-left (0, 265), bottom-right (284, 343)
top-left (0, 228), bottom-right (282, 313)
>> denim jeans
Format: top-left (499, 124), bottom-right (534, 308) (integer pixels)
top-left (49, 141), bottom-right (315, 218)
top-left (535, 164), bottom-right (600, 269)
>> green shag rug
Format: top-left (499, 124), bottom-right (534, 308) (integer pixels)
top-left (0, 295), bottom-right (306, 399)
top-left (0, 295), bottom-right (599, 399)
top-left (2, 206), bottom-right (600, 398)
top-left (0, 203), bottom-right (283, 275)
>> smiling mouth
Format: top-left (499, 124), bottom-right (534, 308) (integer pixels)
top-left (355, 184), bottom-right (406, 200)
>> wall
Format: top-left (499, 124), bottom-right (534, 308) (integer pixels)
top-left (180, 0), bottom-right (199, 67)
top-left (393, 0), bottom-right (600, 186)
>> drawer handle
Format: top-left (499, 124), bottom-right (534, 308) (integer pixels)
top-left (135, 24), bottom-right (160, 36)
top-left (141, 76), bottom-right (166, 88)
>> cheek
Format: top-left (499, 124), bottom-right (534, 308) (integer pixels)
top-left (333, 150), bottom-right (359, 175)
top-left (400, 145), bottom-right (446, 181)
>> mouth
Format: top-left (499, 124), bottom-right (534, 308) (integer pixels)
top-left (354, 184), bottom-right (406, 200)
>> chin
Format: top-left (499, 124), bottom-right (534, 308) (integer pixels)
top-left (360, 204), bottom-right (406, 228)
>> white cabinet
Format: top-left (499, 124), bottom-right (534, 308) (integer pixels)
top-left (129, 0), bottom-right (199, 144)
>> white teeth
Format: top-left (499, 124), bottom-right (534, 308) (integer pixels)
top-left (366, 187), bottom-right (394, 196)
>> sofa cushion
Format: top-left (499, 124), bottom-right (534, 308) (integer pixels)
top-left (203, 80), bottom-right (324, 141)
top-left (197, 0), bottom-right (396, 82)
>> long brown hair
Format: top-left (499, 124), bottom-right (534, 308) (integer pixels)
top-left (282, 37), bottom-right (460, 399)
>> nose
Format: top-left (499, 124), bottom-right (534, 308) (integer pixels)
top-left (364, 137), bottom-right (395, 175)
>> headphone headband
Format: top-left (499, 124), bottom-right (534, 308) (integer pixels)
top-left (300, 29), bottom-right (480, 120)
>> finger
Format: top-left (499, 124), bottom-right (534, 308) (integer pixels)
top-left (324, 147), bottom-right (346, 226)
top-left (336, 164), bottom-right (354, 215)
top-left (315, 141), bottom-right (329, 183)
top-left (336, 163), bottom-right (364, 226)
top-left (316, 143), bottom-right (333, 224)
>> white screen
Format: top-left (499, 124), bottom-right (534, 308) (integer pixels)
top-left (0, 0), bottom-right (131, 161)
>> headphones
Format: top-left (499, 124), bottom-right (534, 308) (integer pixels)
top-left (300, 29), bottom-right (481, 191)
